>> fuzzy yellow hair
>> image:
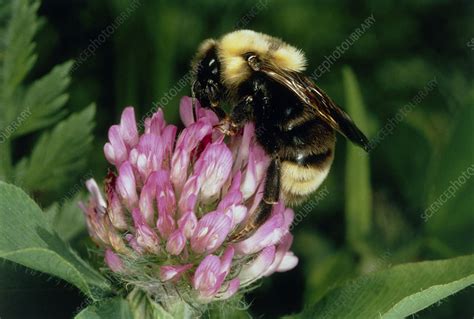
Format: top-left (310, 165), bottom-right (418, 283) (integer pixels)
top-left (217, 30), bottom-right (307, 88)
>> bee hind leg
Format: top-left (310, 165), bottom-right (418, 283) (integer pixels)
top-left (262, 156), bottom-right (281, 205)
top-left (230, 157), bottom-right (281, 241)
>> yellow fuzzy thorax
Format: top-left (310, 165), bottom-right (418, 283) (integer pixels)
top-left (216, 30), bottom-right (307, 88)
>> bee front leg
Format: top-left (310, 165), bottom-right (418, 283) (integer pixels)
top-left (211, 106), bottom-right (227, 121)
top-left (215, 95), bottom-right (255, 136)
top-left (231, 156), bottom-right (281, 241)
top-left (214, 117), bottom-right (240, 136)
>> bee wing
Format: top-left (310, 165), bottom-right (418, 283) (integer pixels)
top-left (257, 60), bottom-right (370, 151)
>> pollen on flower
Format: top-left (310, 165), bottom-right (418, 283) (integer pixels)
top-left (81, 96), bottom-right (297, 308)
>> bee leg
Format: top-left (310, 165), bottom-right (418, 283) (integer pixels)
top-left (262, 156), bottom-right (281, 205)
top-left (215, 95), bottom-right (256, 136)
top-left (229, 96), bottom-right (254, 126)
top-left (230, 156), bottom-right (281, 241)
top-left (214, 117), bottom-right (240, 136)
top-left (211, 106), bottom-right (227, 120)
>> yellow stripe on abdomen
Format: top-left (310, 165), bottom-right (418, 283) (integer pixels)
top-left (281, 160), bottom-right (332, 205)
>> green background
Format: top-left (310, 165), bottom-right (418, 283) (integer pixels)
top-left (0, 0), bottom-right (473, 318)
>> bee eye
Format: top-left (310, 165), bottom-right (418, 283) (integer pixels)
top-left (208, 58), bottom-right (216, 67)
top-left (243, 52), bottom-right (256, 59)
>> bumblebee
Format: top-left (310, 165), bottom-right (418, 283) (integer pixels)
top-left (191, 30), bottom-right (369, 239)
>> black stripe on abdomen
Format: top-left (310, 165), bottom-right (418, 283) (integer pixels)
top-left (284, 149), bottom-right (332, 167)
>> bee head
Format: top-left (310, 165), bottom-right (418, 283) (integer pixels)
top-left (192, 39), bottom-right (224, 109)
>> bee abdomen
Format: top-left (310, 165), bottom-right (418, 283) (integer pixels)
top-left (280, 150), bottom-right (334, 205)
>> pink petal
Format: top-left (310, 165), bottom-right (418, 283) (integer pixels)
top-left (276, 252), bottom-right (298, 272)
top-left (160, 264), bottom-right (193, 282)
top-left (125, 234), bottom-right (144, 254)
top-left (161, 125), bottom-right (177, 164)
top-left (191, 211), bottom-right (232, 254)
top-left (283, 207), bottom-right (295, 229)
top-left (155, 170), bottom-right (176, 216)
top-left (178, 175), bottom-right (200, 214)
top-left (137, 134), bottom-right (161, 155)
top-left (245, 182), bottom-right (264, 219)
top-left (233, 205), bottom-right (286, 255)
top-left (225, 205), bottom-right (247, 228)
top-left (170, 120), bottom-right (212, 193)
top-left (197, 107), bottom-right (219, 127)
top-left (116, 161), bottom-right (138, 209)
top-left (193, 255), bottom-right (222, 298)
top-left (144, 109), bottom-right (166, 135)
top-left (182, 96), bottom-right (219, 126)
top-left (104, 125), bottom-right (127, 166)
top-left (80, 202), bottom-right (109, 245)
top-left (229, 171), bottom-right (242, 191)
top-left (166, 229), bottom-right (186, 255)
top-left (179, 96), bottom-right (196, 127)
top-left (217, 190), bottom-right (242, 212)
top-left (251, 143), bottom-right (270, 179)
top-left (178, 211), bottom-right (198, 239)
top-left (132, 208), bottom-right (161, 254)
top-left (105, 248), bottom-right (124, 273)
top-left (139, 174), bottom-right (157, 226)
top-left (240, 149), bottom-right (258, 200)
top-left (240, 144), bottom-right (269, 200)
top-left (239, 245), bottom-right (276, 285)
top-left (194, 142), bottom-right (233, 203)
top-left (232, 123), bottom-right (254, 171)
top-left (174, 120), bottom-right (212, 152)
top-left (216, 278), bottom-right (240, 300)
top-left (131, 134), bottom-right (163, 179)
top-left (170, 148), bottom-right (190, 194)
top-left (104, 143), bottom-right (116, 166)
top-left (219, 246), bottom-right (235, 276)
top-left (85, 179), bottom-right (106, 214)
top-left (107, 229), bottom-right (128, 255)
top-left (119, 107), bottom-right (139, 147)
top-left (105, 177), bottom-right (128, 230)
top-left (263, 233), bottom-right (294, 277)
top-left (155, 170), bottom-right (176, 238)
top-left (156, 213), bottom-right (175, 240)
top-left (218, 182), bottom-right (247, 228)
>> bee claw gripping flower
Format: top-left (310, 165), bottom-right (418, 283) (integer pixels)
top-left (81, 97), bottom-right (298, 308)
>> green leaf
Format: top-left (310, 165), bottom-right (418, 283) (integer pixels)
top-left (291, 254), bottom-right (474, 319)
top-left (0, 181), bottom-right (110, 300)
top-left (13, 61), bottom-right (72, 136)
top-left (75, 297), bottom-right (133, 319)
top-left (304, 250), bottom-right (356, 305)
top-left (342, 67), bottom-right (372, 253)
top-left (292, 231), bottom-right (356, 305)
top-left (424, 105), bottom-right (474, 255)
top-left (15, 104), bottom-right (96, 193)
top-left (0, 0), bottom-right (73, 184)
top-left (46, 191), bottom-right (88, 241)
top-left (0, 0), bottom-right (39, 112)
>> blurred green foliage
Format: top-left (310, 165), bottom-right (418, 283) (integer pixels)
top-left (0, 0), bottom-right (473, 318)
